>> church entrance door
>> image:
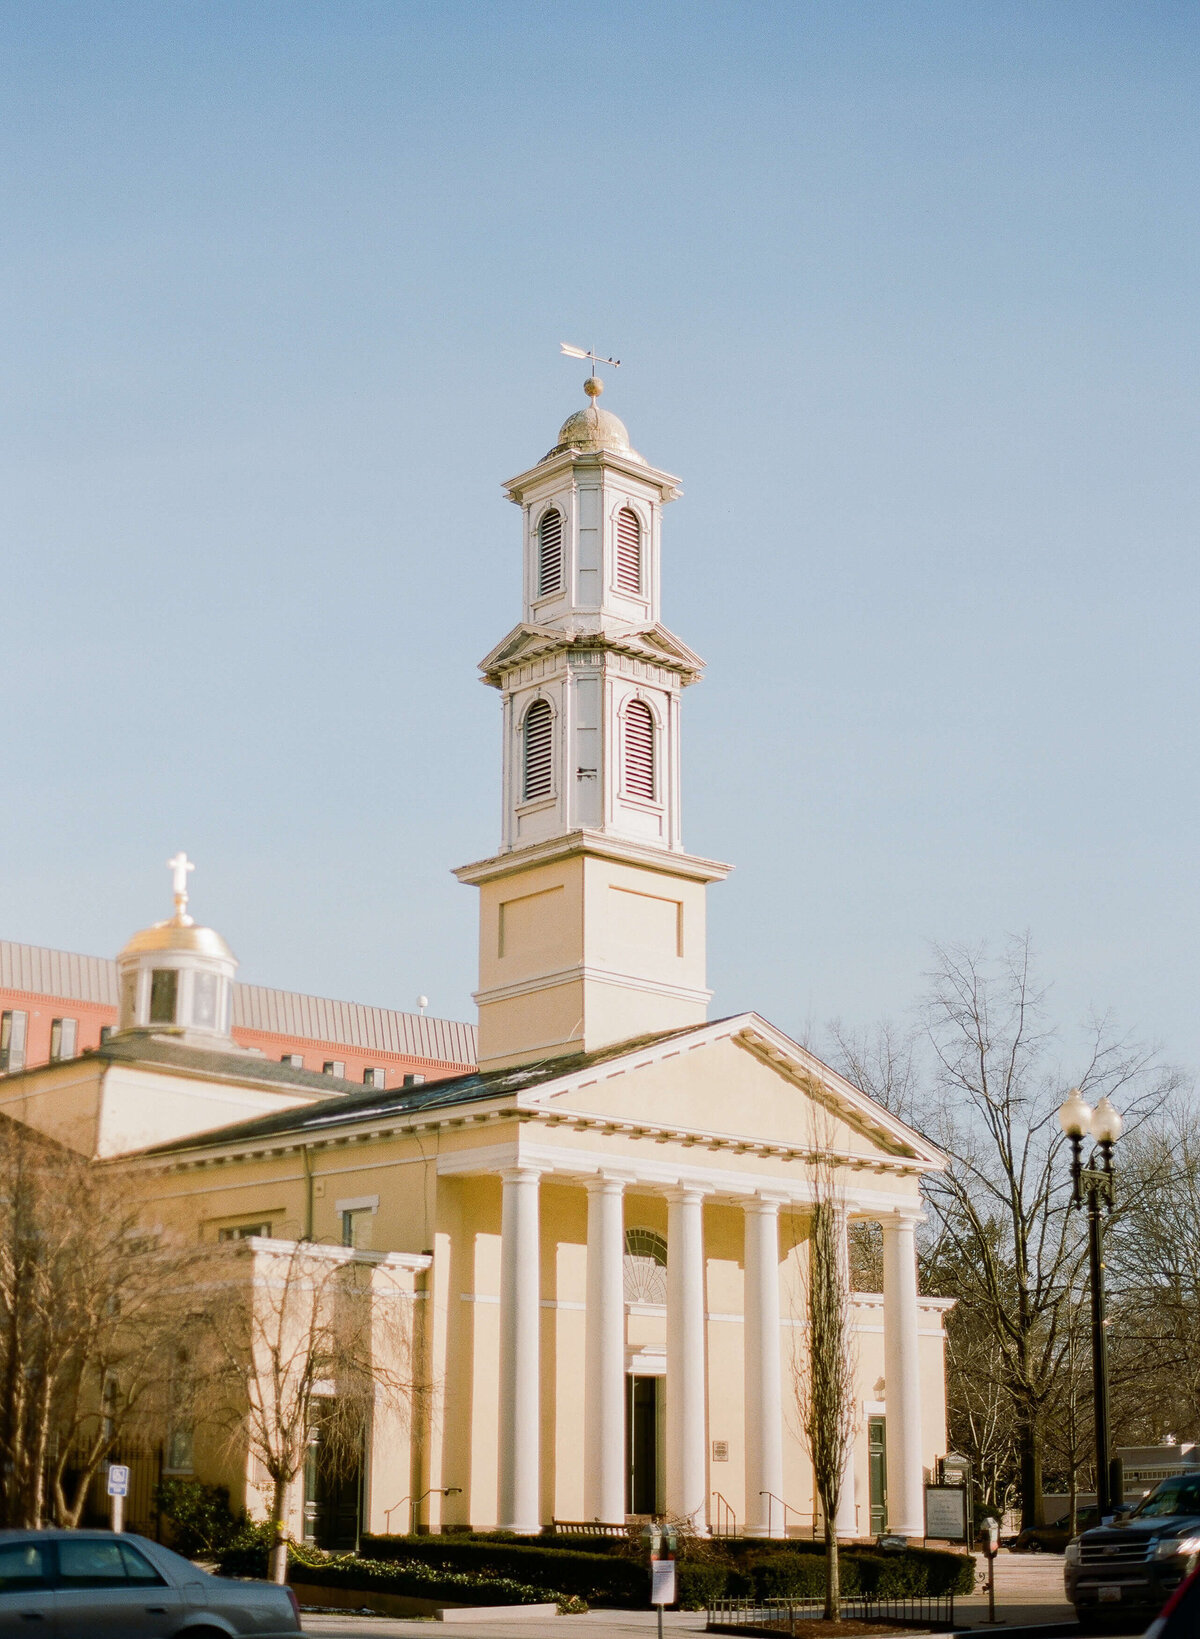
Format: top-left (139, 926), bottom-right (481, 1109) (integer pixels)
top-left (303, 1402), bottom-right (363, 1551)
top-left (625, 1375), bottom-right (665, 1516)
top-left (868, 1415), bottom-right (888, 1535)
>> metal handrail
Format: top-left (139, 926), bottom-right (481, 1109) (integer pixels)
top-left (759, 1490), bottom-right (804, 1538)
top-left (711, 1491), bottom-right (738, 1538)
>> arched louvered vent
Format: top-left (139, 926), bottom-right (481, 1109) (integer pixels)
top-left (523, 699), bottom-right (554, 801)
top-left (624, 698), bottom-right (656, 801)
top-left (616, 507), bottom-right (642, 594)
top-left (624, 1227), bottom-right (667, 1304)
top-left (538, 509), bottom-right (563, 598)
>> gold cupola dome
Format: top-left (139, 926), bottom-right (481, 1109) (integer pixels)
top-left (114, 854), bottom-right (241, 1045)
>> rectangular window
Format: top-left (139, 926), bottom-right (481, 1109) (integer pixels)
top-left (192, 970), bottom-right (218, 1028)
top-left (0, 1011), bottom-right (27, 1073)
top-left (363, 1067), bottom-right (386, 1088)
top-left (280, 1053), bottom-right (304, 1068)
top-left (403, 1072), bottom-right (426, 1088)
top-left (341, 1208), bottom-right (375, 1249)
top-left (99, 1025), bottom-right (113, 1045)
top-left (49, 1018), bottom-right (78, 1061)
top-left (149, 968), bottom-right (178, 1025)
top-left (120, 968), bottom-right (138, 1026)
top-left (217, 1222), bottom-right (272, 1242)
top-left (323, 1060), bottom-right (346, 1078)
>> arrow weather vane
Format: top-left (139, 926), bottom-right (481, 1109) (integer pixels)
top-left (561, 343), bottom-right (620, 402)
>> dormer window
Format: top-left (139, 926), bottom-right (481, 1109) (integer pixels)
top-left (623, 699), bottom-right (656, 801)
top-left (616, 507), bottom-right (642, 594)
top-left (523, 698), bottom-right (554, 800)
top-left (537, 509), bottom-right (563, 597)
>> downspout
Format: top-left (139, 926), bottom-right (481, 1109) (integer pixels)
top-left (302, 1144), bottom-right (313, 1241)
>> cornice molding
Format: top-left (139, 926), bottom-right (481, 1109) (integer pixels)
top-left (453, 829), bottom-right (731, 887)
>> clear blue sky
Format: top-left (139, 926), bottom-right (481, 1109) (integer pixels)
top-left (2, 2), bottom-right (1196, 1076)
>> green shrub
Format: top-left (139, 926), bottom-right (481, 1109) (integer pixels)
top-left (289, 1552), bottom-right (586, 1612)
top-left (675, 1560), bottom-right (729, 1609)
top-left (214, 1520), bottom-right (278, 1579)
top-left (359, 1537), bottom-right (646, 1605)
top-left (750, 1554), bottom-right (827, 1600)
top-left (739, 1543), bottom-right (973, 1603)
top-left (154, 1480), bottom-right (246, 1558)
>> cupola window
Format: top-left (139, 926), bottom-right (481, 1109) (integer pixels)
top-left (149, 969), bottom-right (179, 1025)
top-left (523, 698), bottom-right (554, 801)
top-left (616, 507), bottom-right (642, 594)
top-left (623, 699), bottom-right (656, 801)
top-left (537, 508), bottom-right (563, 597)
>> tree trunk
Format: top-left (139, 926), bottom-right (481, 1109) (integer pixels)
top-left (1018, 1395), bottom-right (1043, 1531)
top-left (824, 1514), bottom-right (840, 1623)
top-left (268, 1478), bottom-right (289, 1584)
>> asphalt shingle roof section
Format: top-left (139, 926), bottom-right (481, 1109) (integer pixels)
top-left (138, 1020), bottom-right (715, 1156)
top-left (88, 1032), bottom-right (368, 1096)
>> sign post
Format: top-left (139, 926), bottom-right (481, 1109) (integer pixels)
top-left (642, 1523), bottom-right (677, 1639)
top-left (106, 1463), bottom-right (130, 1534)
top-left (979, 1515), bottom-right (1001, 1624)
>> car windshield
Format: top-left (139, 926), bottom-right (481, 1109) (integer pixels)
top-left (1133, 1476), bottom-right (1200, 1518)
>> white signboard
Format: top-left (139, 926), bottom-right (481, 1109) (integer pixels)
top-left (650, 1560), bottom-right (676, 1607)
top-left (106, 1464), bottom-right (130, 1498)
top-left (925, 1484), bottom-right (967, 1542)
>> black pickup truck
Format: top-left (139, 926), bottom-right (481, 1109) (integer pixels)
top-left (1065, 1472), bottom-right (1200, 1631)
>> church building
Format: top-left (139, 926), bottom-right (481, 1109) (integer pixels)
top-left (0, 380), bottom-right (950, 1545)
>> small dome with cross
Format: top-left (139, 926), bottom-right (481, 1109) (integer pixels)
top-left (115, 855), bottom-right (241, 1044)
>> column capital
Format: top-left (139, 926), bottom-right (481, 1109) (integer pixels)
top-left (664, 1184), bottom-right (710, 1205)
top-left (499, 1164), bottom-right (544, 1186)
top-left (740, 1191), bottom-right (788, 1215)
top-left (879, 1207), bottom-right (924, 1231)
top-left (585, 1171), bottom-right (631, 1195)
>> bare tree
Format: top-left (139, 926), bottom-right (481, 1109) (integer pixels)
top-left (196, 1239), bottom-right (413, 1581)
top-left (792, 1142), bottom-right (856, 1621)
top-left (0, 1118), bottom-right (196, 1527)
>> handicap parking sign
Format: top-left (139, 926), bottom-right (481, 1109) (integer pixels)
top-left (106, 1464), bottom-right (130, 1497)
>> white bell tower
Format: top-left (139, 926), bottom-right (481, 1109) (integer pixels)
top-left (455, 376), bottom-right (730, 1071)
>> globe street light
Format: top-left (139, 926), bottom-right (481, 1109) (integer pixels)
top-left (1058, 1087), bottom-right (1124, 1517)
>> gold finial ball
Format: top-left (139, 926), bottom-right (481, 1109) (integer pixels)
top-left (583, 375), bottom-right (604, 399)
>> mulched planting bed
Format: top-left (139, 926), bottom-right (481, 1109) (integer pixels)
top-left (738, 1624), bottom-right (932, 1637)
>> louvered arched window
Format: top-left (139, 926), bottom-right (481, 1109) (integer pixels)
top-left (523, 698), bottom-right (554, 801)
top-left (538, 508), bottom-right (563, 597)
top-left (616, 507), bottom-right (642, 594)
top-left (624, 698), bottom-right (656, 801)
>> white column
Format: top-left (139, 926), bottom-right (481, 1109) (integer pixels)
top-left (743, 1197), bottom-right (784, 1538)
top-left (834, 1208), bottom-right (858, 1539)
top-left (882, 1212), bottom-right (924, 1538)
top-left (497, 1166), bottom-right (542, 1532)
top-left (666, 1187), bottom-right (708, 1529)
top-left (584, 1175), bottom-right (626, 1524)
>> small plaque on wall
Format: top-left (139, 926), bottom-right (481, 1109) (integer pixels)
top-left (712, 1440), bottom-right (729, 1462)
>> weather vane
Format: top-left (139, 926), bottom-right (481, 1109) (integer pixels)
top-left (560, 342), bottom-right (620, 401)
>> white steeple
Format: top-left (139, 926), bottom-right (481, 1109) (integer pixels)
top-left (456, 377), bottom-right (730, 1071)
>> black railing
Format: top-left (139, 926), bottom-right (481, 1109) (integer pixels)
top-left (707, 1593), bottom-right (956, 1633)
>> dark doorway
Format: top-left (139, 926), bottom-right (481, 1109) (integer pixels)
top-left (626, 1375), bottom-right (665, 1516)
top-left (303, 1405), bottom-right (363, 1551)
top-left (868, 1415), bottom-right (887, 1535)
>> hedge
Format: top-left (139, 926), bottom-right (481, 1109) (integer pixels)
top-left (216, 1536), bottom-right (586, 1612)
top-left (358, 1534), bottom-right (974, 1606)
top-left (359, 1537), bottom-right (647, 1605)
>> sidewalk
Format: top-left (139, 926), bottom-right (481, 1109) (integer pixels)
top-left (951, 1550), bottom-right (1075, 1630)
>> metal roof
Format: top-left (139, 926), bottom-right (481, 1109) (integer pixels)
top-left (0, 939), bottom-right (476, 1065)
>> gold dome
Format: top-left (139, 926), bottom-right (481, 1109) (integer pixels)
top-left (544, 405), bottom-right (644, 464)
top-left (120, 920), bottom-right (235, 961)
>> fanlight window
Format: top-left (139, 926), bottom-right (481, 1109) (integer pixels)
top-left (623, 698), bottom-right (656, 801)
top-left (624, 1227), bottom-right (668, 1304)
top-left (522, 698), bottom-right (554, 801)
top-left (616, 507), bottom-right (642, 594)
top-left (538, 508), bottom-right (563, 597)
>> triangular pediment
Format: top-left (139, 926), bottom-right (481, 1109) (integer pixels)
top-left (517, 1014), bottom-right (945, 1172)
top-left (479, 622), bottom-right (705, 687)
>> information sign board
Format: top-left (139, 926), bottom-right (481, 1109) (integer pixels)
top-left (924, 1483), bottom-right (967, 1542)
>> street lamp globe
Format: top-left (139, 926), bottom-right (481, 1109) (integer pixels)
top-left (1092, 1095), bottom-right (1124, 1146)
top-left (1058, 1087), bottom-right (1093, 1139)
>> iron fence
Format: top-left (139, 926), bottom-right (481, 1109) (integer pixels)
top-left (60, 1435), bottom-right (164, 1540)
top-left (707, 1593), bottom-right (956, 1633)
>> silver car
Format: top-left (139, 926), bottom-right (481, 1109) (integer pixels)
top-left (0, 1530), bottom-right (302, 1637)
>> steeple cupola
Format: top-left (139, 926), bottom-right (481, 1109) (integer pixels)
top-left (456, 376), bottom-right (730, 1071)
top-left (115, 854), bottom-right (241, 1047)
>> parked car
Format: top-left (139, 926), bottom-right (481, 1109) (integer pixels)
top-left (0, 1529), bottom-right (302, 1637)
top-left (1014, 1505), bottom-right (1101, 1553)
top-left (1064, 1471), bottom-right (1200, 1631)
top-left (1144, 1564), bottom-right (1200, 1636)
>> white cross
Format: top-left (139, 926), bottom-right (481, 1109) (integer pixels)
top-left (167, 852), bottom-right (194, 914)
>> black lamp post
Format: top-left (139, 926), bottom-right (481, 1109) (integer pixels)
top-left (1058, 1087), bottom-right (1124, 1519)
